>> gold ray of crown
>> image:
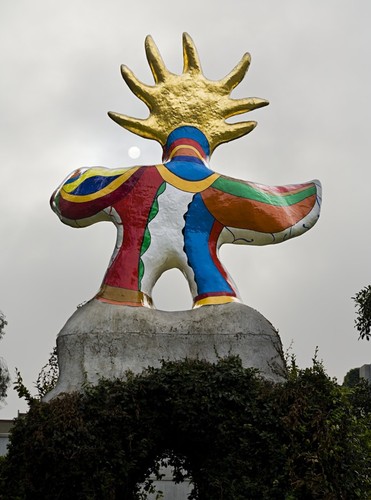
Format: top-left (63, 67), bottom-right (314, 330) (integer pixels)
top-left (108, 33), bottom-right (269, 154)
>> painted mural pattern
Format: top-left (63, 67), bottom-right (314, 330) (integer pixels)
top-left (51, 34), bottom-right (322, 308)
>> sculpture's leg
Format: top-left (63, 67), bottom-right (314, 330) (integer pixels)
top-left (95, 168), bottom-right (165, 308)
top-left (184, 194), bottom-right (241, 307)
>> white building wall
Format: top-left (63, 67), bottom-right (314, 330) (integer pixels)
top-left (0, 434), bottom-right (9, 456)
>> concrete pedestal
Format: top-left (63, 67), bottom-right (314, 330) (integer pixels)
top-left (44, 299), bottom-right (286, 401)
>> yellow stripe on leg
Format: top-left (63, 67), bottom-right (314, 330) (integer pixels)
top-left (193, 296), bottom-right (240, 308)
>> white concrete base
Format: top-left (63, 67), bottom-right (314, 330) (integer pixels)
top-left (44, 300), bottom-right (286, 401)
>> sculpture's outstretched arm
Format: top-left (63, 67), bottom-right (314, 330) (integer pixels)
top-left (201, 175), bottom-right (322, 246)
top-left (50, 166), bottom-right (142, 226)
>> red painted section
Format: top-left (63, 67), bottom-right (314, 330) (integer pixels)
top-left (164, 138), bottom-right (207, 161)
top-left (194, 291), bottom-right (237, 302)
top-left (208, 220), bottom-right (236, 293)
top-left (102, 167), bottom-right (164, 290)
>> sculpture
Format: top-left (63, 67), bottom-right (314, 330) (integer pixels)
top-left (51, 33), bottom-right (321, 309)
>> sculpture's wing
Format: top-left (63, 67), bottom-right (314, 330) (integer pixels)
top-left (202, 175), bottom-right (322, 245)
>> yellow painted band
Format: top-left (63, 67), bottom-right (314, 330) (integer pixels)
top-left (63, 166), bottom-right (135, 193)
top-left (61, 167), bottom-right (140, 203)
top-left (156, 164), bottom-right (219, 193)
top-left (169, 144), bottom-right (205, 161)
top-left (193, 296), bottom-right (240, 307)
top-left (96, 284), bottom-right (153, 307)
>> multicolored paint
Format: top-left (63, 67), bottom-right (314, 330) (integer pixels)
top-left (51, 35), bottom-right (322, 308)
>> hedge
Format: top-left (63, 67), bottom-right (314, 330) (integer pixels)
top-left (1, 356), bottom-right (370, 499)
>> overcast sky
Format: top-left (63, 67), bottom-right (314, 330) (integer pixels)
top-left (1, 0), bottom-right (370, 417)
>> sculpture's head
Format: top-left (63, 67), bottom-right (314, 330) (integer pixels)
top-left (108, 33), bottom-right (269, 157)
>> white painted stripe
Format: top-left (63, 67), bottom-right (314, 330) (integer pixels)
top-left (140, 184), bottom-right (197, 297)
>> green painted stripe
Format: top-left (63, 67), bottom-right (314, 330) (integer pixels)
top-left (212, 177), bottom-right (316, 207)
top-left (141, 228), bottom-right (151, 256)
top-left (157, 181), bottom-right (166, 197)
top-left (147, 182), bottom-right (166, 223)
top-left (138, 182), bottom-right (167, 287)
top-left (138, 260), bottom-right (145, 287)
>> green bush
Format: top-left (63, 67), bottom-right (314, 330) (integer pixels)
top-left (353, 285), bottom-right (371, 340)
top-left (0, 357), bottom-right (370, 499)
top-left (343, 367), bottom-right (360, 387)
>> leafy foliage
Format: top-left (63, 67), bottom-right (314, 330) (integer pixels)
top-left (0, 357), bottom-right (370, 499)
top-left (0, 365), bottom-right (9, 405)
top-left (353, 285), bottom-right (371, 340)
top-left (0, 312), bottom-right (6, 341)
top-left (35, 347), bottom-right (59, 398)
top-left (343, 367), bottom-right (360, 387)
top-left (13, 369), bottom-right (34, 405)
top-left (0, 312), bottom-right (9, 403)
top-left (13, 348), bottom-right (59, 405)
top-left (347, 377), bottom-right (371, 418)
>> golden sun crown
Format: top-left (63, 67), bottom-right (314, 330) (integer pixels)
top-left (108, 33), bottom-right (269, 154)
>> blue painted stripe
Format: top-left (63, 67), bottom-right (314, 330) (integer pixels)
top-left (166, 126), bottom-right (210, 156)
top-left (184, 194), bottom-right (233, 295)
top-left (169, 156), bottom-right (204, 165)
top-left (71, 175), bottom-right (121, 196)
top-left (65, 174), bottom-right (81, 185)
top-left (165, 159), bottom-right (213, 181)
